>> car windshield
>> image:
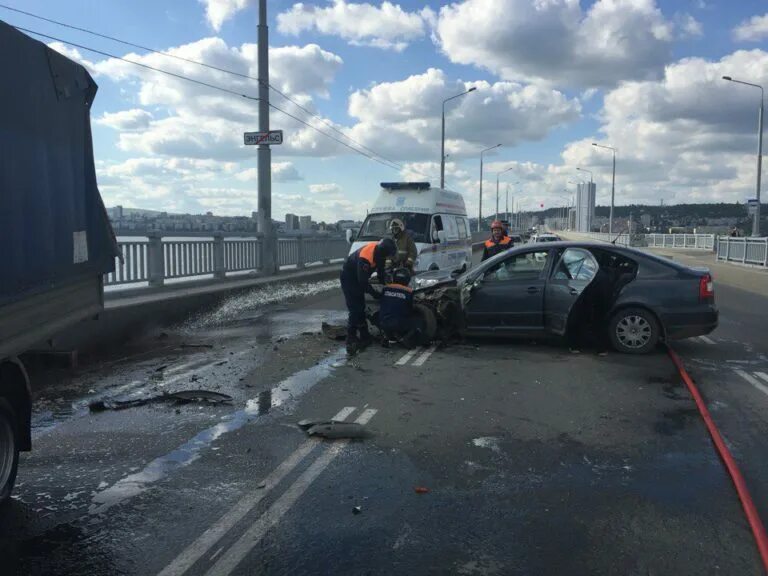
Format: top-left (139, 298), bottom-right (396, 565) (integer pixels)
top-left (357, 212), bottom-right (430, 243)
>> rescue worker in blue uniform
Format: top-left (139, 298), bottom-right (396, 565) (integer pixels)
top-left (341, 238), bottom-right (397, 356)
top-left (481, 220), bottom-right (513, 261)
top-left (379, 268), bottom-right (423, 348)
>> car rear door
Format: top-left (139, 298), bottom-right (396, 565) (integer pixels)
top-left (464, 248), bottom-right (553, 332)
top-left (545, 247), bottom-right (599, 335)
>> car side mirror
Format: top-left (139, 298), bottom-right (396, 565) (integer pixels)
top-left (437, 230), bottom-right (447, 243)
top-left (345, 229), bottom-right (354, 244)
top-left (432, 229), bottom-right (440, 243)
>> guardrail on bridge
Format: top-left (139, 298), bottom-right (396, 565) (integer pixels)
top-left (645, 233), bottom-right (715, 250)
top-left (105, 233), bottom-right (349, 288)
top-left (716, 236), bottom-right (768, 267)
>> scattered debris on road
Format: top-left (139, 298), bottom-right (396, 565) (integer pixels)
top-left (300, 420), bottom-right (371, 439)
top-left (352, 506), bottom-right (362, 515)
top-left (414, 486), bottom-right (430, 494)
top-left (88, 389), bottom-right (233, 412)
top-left (322, 322), bottom-right (347, 341)
top-left (180, 343), bottom-right (214, 349)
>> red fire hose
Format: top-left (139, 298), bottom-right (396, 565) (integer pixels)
top-left (667, 346), bottom-right (768, 573)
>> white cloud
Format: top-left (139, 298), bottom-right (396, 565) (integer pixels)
top-left (86, 37), bottom-right (344, 160)
top-left (309, 183), bottom-right (343, 194)
top-left (235, 162), bottom-right (303, 182)
top-left (559, 49), bottom-right (768, 203)
top-left (435, 0), bottom-right (675, 88)
top-left (198, 0), bottom-right (250, 31)
top-left (677, 13), bottom-right (703, 38)
top-left (96, 109), bottom-right (153, 131)
top-left (346, 68), bottom-right (581, 161)
top-left (733, 13), bottom-right (768, 42)
top-left (277, 1), bottom-right (430, 51)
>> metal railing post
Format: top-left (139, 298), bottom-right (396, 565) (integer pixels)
top-left (147, 232), bottom-right (165, 287)
top-left (297, 236), bottom-right (306, 269)
top-left (743, 239), bottom-right (748, 263)
top-left (213, 233), bottom-right (226, 279)
top-left (323, 239), bottom-right (332, 265)
top-left (763, 239), bottom-right (768, 267)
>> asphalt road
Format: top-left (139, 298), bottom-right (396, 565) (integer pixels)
top-left (1, 261), bottom-right (766, 575)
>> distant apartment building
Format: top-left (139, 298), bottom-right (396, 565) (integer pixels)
top-left (299, 215), bottom-right (312, 230)
top-left (575, 182), bottom-right (596, 232)
top-left (285, 213), bottom-right (299, 231)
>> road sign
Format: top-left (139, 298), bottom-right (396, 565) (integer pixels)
top-left (244, 130), bottom-right (283, 145)
top-left (747, 198), bottom-right (759, 215)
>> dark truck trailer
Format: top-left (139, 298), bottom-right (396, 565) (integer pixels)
top-left (0, 22), bottom-right (118, 503)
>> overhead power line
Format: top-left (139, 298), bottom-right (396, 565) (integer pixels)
top-left (0, 3), bottom-right (406, 173)
top-left (12, 26), bottom-right (261, 101)
top-left (12, 25), bottom-right (409, 172)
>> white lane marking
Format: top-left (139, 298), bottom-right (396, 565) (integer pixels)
top-left (157, 406), bottom-right (357, 576)
top-left (412, 344), bottom-right (438, 367)
top-left (331, 406), bottom-right (357, 422)
top-left (755, 372), bottom-right (768, 384)
top-left (204, 409), bottom-right (378, 576)
top-left (699, 335), bottom-right (716, 345)
top-left (395, 349), bottom-right (419, 366)
top-left (735, 370), bottom-right (768, 399)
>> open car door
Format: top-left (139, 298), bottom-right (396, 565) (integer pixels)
top-left (545, 247), bottom-right (599, 335)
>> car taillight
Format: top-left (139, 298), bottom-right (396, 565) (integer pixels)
top-left (699, 274), bottom-right (714, 300)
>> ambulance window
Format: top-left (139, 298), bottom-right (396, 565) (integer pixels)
top-left (456, 217), bottom-right (467, 239)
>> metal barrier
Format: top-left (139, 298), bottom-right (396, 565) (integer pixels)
top-left (717, 237), bottom-right (768, 267)
top-left (105, 233), bottom-right (348, 288)
top-left (565, 232), bottom-right (634, 247)
top-left (645, 233), bottom-right (715, 250)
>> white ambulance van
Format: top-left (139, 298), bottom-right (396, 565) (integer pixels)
top-left (348, 182), bottom-right (473, 273)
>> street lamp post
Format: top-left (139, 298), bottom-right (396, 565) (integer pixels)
top-left (479, 144), bottom-right (502, 232)
top-left (441, 87), bottom-right (476, 189)
top-left (592, 143), bottom-right (616, 234)
top-left (576, 167), bottom-right (593, 183)
top-left (723, 75), bottom-right (764, 237)
top-left (496, 167), bottom-right (515, 220)
top-left (506, 181), bottom-right (519, 222)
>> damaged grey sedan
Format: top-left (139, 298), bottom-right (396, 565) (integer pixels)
top-left (412, 241), bottom-right (718, 354)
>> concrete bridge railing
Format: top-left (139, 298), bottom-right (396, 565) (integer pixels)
top-left (106, 233), bottom-right (350, 288)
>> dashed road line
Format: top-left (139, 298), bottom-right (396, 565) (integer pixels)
top-left (698, 335), bottom-right (716, 345)
top-left (412, 344), bottom-right (438, 367)
top-left (203, 408), bottom-right (379, 576)
top-left (755, 372), bottom-right (768, 384)
top-left (735, 370), bottom-right (768, 399)
top-left (157, 406), bottom-right (357, 576)
top-left (395, 349), bottom-right (419, 366)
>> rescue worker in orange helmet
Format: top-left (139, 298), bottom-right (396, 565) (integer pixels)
top-left (340, 238), bottom-right (397, 356)
top-left (481, 220), bottom-right (513, 261)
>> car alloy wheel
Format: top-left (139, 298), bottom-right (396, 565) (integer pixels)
top-left (615, 315), bottom-right (652, 349)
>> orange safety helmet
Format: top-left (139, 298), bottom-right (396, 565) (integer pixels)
top-left (490, 220), bottom-right (504, 231)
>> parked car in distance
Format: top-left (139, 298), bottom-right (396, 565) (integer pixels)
top-left (413, 241), bottom-right (718, 354)
top-left (530, 233), bottom-right (561, 243)
top-left (508, 234), bottom-right (523, 244)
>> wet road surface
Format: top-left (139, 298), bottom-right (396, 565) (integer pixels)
top-left (1, 274), bottom-right (766, 575)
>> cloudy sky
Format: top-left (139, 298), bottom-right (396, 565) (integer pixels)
top-left (5, 0), bottom-right (768, 221)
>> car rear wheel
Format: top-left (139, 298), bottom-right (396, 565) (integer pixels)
top-left (0, 398), bottom-right (20, 505)
top-left (608, 308), bottom-right (659, 354)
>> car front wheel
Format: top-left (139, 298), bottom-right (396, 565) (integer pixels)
top-left (608, 308), bottom-right (660, 354)
top-left (0, 398), bottom-right (20, 505)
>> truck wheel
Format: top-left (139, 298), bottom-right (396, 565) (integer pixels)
top-left (0, 398), bottom-right (20, 505)
top-left (608, 308), bottom-right (659, 354)
top-left (414, 304), bottom-right (437, 344)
